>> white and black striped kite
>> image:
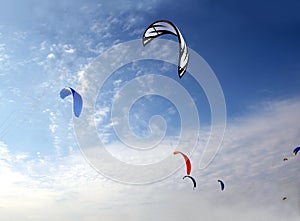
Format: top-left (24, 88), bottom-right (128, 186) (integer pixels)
top-left (142, 20), bottom-right (189, 79)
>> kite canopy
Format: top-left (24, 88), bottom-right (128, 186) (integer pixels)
top-left (293, 146), bottom-right (300, 156)
top-left (183, 175), bottom-right (196, 190)
top-left (60, 87), bottom-right (83, 117)
top-left (173, 151), bottom-right (192, 175)
top-left (142, 20), bottom-right (189, 79)
top-left (218, 179), bottom-right (225, 191)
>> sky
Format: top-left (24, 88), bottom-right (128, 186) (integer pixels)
top-left (0, 0), bottom-right (299, 220)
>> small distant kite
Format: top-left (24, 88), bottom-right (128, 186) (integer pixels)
top-left (293, 146), bottom-right (300, 156)
top-left (283, 157), bottom-right (288, 161)
top-left (173, 151), bottom-right (191, 175)
top-left (282, 197), bottom-right (287, 201)
top-left (142, 20), bottom-right (189, 79)
top-left (218, 179), bottom-right (225, 191)
top-left (183, 175), bottom-right (196, 190)
top-left (60, 87), bottom-right (83, 117)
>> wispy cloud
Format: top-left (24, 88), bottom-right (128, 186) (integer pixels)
top-left (1, 97), bottom-right (300, 220)
top-left (2, 1), bottom-right (299, 220)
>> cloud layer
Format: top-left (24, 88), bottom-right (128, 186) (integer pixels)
top-left (0, 97), bottom-right (300, 220)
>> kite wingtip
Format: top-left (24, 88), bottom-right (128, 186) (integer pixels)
top-left (178, 67), bottom-right (186, 79)
top-left (142, 37), bottom-right (151, 46)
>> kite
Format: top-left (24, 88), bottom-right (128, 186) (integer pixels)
top-left (183, 175), bottom-right (196, 190)
top-left (293, 146), bottom-right (300, 156)
top-left (218, 179), bottom-right (225, 191)
top-left (142, 20), bottom-right (189, 79)
top-left (60, 87), bottom-right (83, 117)
top-left (173, 151), bottom-right (191, 175)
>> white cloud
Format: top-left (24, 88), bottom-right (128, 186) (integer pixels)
top-left (94, 106), bottom-right (110, 125)
top-left (46, 53), bottom-right (55, 59)
top-left (15, 153), bottom-right (29, 161)
top-left (1, 97), bottom-right (300, 220)
top-left (63, 44), bottom-right (76, 54)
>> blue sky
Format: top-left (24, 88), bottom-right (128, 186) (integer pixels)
top-left (0, 0), bottom-right (300, 220)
